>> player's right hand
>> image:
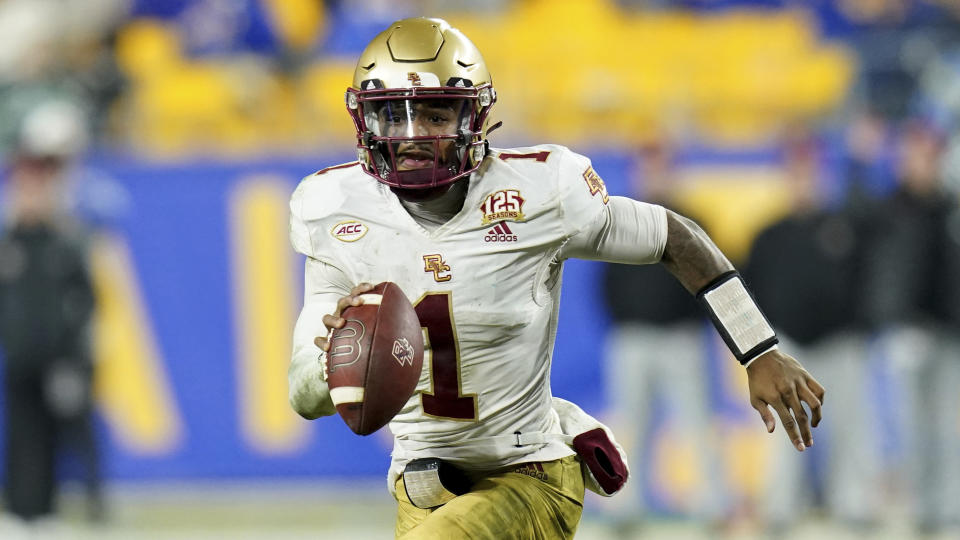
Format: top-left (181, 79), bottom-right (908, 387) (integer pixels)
top-left (746, 348), bottom-right (825, 452)
top-left (314, 283), bottom-right (375, 352)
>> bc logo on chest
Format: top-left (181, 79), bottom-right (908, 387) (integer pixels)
top-left (423, 254), bottom-right (452, 282)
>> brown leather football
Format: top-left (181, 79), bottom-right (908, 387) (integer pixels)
top-left (325, 282), bottom-right (423, 435)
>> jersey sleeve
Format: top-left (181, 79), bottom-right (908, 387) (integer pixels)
top-left (288, 257), bottom-right (355, 419)
top-left (559, 196), bottom-right (668, 263)
top-left (288, 177), bottom-right (356, 419)
top-left (555, 148), bottom-right (613, 239)
top-left (289, 181), bottom-right (314, 258)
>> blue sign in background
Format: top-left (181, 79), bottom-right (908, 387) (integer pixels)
top-left (2, 148), bottom-right (896, 515)
top-left (0, 151), bottom-right (640, 481)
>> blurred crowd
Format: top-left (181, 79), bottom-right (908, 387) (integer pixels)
top-left (599, 2), bottom-right (960, 538)
top-left (0, 0), bottom-right (956, 158)
top-left (603, 122), bottom-right (960, 539)
top-left (0, 0), bottom-right (959, 538)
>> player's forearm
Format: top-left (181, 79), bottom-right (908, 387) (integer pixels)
top-left (289, 298), bottom-right (338, 420)
top-left (288, 258), bottom-right (356, 419)
top-left (288, 353), bottom-right (336, 420)
top-left (660, 210), bottom-right (734, 294)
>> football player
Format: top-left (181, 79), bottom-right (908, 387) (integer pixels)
top-left (288, 17), bottom-right (825, 539)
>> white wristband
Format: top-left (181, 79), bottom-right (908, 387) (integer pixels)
top-left (742, 344), bottom-right (778, 369)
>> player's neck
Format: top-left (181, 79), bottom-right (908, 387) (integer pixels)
top-left (391, 179), bottom-right (454, 200)
top-left (393, 180), bottom-right (468, 231)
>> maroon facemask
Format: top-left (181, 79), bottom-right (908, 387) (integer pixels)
top-left (346, 83), bottom-right (495, 190)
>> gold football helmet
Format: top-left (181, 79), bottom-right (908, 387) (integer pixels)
top-left (345, 17), bottom-right (496, 189)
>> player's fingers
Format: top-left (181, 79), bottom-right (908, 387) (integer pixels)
top-left (313, 336), bottom-right (329, 351)
top-left (334, 297), bottom-right (348, 316)
top-left (751, 397), bottom-right (776, 433)
top-left (782, 386), bottom-right (813, 447)
top-left (335, 294), bottom-right (364, 315)
top-left (771, 400), bottom-right (804, 452)
top-left (322, 313), bottom-right (345, 331)
top-left (806, 374), bottom-right (826, 406)
top-left (350, 282), bottom-right (375, 296)
top-left (798, 383), bottom-right (823, 428)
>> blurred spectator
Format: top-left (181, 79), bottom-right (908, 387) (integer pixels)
top-left (916, 41), bottom-right (960, 193)
top-left (0, 100), bottom-right (103, 529)
top-left (0, 0), bottom-right (129, 150)
top-left (842, 109), bottom-right (896, 207)
top-left (130, 0), bottom-right (325, 70)
top-left (863, 120), bottom-right (960, 536)
top-left (839, 0), bottom-right (960, 121)
top-left (745, 131), bottom-right (881, 536)
top-left (601, 138), bottom-right (729, 536)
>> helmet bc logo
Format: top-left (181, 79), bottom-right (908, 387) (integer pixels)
top-left (480, 189), bottom-right (525, 225)
top-left (331, 220), bottom-right (368, 242)
top-left (407, 72), bottom-right (422, 87)
top-left (392, 337), bottom-right (415, 367)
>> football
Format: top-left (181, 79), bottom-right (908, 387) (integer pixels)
top-left (325, 282), bottom-right (424, 435)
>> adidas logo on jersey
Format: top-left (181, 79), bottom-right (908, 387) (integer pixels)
top-left (484, 222), bottom-right (517, 242)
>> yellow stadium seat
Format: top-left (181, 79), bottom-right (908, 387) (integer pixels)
top-left (299, 61), bottom-right (362, 147)
top-left (111, 2), bottom-right (856, 155)
top-left (260, 0), bottom-right (326, 51)
top-left (115, 19), bottom-right (183, 81)
top-left (673, 168), bottom-right (793, 263)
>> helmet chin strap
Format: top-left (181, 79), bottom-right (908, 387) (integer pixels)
top-left (377, 136), bottom-right (466, 189)
top-left (395, 167), bottom-right (440, 188)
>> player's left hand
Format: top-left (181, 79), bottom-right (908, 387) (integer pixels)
top-left (746, 349), bottom-right (824, 452)
top-left (313, 282), bottom-right (375, 352)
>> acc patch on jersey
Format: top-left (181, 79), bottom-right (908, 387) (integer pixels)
top-left (480, 189), bottom-right (525, 225)
top-left (582, 167), bottom-right (609, 204)
top-left (331, 220), bottom-right (368, 242)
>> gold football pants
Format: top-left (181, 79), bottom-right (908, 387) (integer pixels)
top-left (394, 455), bottom-right (584, 539)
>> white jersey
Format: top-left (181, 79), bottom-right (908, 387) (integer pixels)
top-left (289, 144), bottom-right (667, 478)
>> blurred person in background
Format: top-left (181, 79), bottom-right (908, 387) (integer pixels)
top-left (914, 25), bottom-right (960, 195)
top-left (837, 0), bottom-right (960, 123)
top-left (864, 120), bottom-right (960, 537)
top-left (601, 138), bottom-right (729, 537)
top-left (746, 132), bottom-right (881, 537)
top-left (290, 17), bottom-right (824, 539)
top-left (842, 109), bottom-right (895, 210)
top-left (0, 100), bottom-right (103, 531)
top-left (0, 0), bottom-right (128, 147)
